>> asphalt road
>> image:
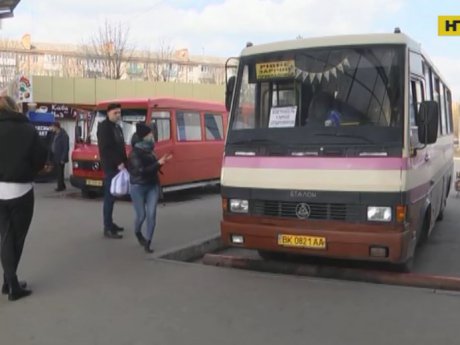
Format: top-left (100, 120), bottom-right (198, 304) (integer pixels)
top-left (0, 183), bottom-right (460, 345)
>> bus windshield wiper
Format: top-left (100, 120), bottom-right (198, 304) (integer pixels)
top-left (229, 138), bottom-right (282, 145)
top-left (313, 131), bottom-right (376, 145)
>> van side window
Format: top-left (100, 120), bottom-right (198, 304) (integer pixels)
top-left (151, 111), bottom-right (171, 141)
top-left (204, 113), bottom-right (224, 140)
top-left (176, 111), bottom-right (202, 141)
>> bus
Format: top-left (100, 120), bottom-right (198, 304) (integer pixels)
top-left (221, 31), bottom-right (454, 271)
top-left (71, 97), bottom-right (228, 197)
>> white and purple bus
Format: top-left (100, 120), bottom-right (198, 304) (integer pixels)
top-left (221, 31), bottom-right (454, 271)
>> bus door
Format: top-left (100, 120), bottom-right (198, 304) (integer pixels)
top-left (149, 109), bottom-right (176, 186)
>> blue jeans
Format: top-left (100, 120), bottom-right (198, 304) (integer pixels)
top-left (130, 184), bottom-right (160, 241)
top-left (103, 171), bottom-right (117, 230)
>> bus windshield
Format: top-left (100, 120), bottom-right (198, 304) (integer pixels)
top-left (89, 108), bottom-right (147, 145)
top-left (229, 45), bottom-right (405, 147)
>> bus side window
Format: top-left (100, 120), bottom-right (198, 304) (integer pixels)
top-left (204, 113), bottom-right (224, 141)
top-left (410, 79), bottom-right (424, 146)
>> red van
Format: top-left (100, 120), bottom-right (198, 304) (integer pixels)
top-left (71, 97), bottom-right (228, 197)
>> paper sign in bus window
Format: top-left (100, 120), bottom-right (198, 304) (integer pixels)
top-left (269, 106), bottom-right (297, 128)
top-left (256, 60), bottom-right (295, 80)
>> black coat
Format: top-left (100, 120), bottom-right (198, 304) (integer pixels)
top-left (127, 146), bottom-right (161, 185)
top-left (0, 110), bottom-right (47, 183)
top-left (51, 129), bottom-right (70, 163)
top-left (97, 119), bottom-right (128, 173)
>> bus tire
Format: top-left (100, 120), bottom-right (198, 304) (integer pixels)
top-left (437, 206), bottom-right (444, 221)
top-left (417, 209), bottom-right (431, 247)
top-left (437, 183), bottom-right (450, 222)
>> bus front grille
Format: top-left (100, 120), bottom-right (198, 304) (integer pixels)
top-left (251, 200), bottom-right (362, 221)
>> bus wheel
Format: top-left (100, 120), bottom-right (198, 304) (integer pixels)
top-left (417, 209), bottom-right (431, 247)
top-left (257, 250), bottom-right (286, 261)
top-left (437, 208), bottom-right (444, 221)
top-left (437, 199), bottom-right (446, 221)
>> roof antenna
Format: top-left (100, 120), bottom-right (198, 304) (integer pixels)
top-left (394, 27), bottom-right (401, 34)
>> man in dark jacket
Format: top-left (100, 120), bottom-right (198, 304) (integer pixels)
top-left (97, 103), bottom-right (127, 239)
top-left (50, 122), bottom-right (70, 192)
top-left (0, 96), bottom-right (47, 301)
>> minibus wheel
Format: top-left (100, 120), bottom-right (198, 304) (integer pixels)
top-left (81, 190), bottom-right (99, 199)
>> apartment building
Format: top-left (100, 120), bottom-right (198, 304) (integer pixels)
top-left (0, 36), bottom-right (226, 89)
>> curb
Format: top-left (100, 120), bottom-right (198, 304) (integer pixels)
top-left (202, 253), bottom-right (460, 292)
top-left (156, 234), bottom-right (225, 262)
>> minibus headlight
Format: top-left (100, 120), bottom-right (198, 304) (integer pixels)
top-left (230, 199), bottom-right (249, 213)
top-left (367, 207), bottom-right (392, 222)
top-left (73, 162), bottom-right (79, 169)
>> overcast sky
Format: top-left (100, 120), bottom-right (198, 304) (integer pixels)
top-left (1, 0), bottom-right (459, 99)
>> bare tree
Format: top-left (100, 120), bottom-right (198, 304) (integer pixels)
top-left (83, 20), bottom-right (134, 79)
top-left (145, 39), bottom-right (175, 82)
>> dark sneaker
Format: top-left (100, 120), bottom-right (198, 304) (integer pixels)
top-left (112, 223), bottom-right (124, 232)
top-left (104, 230), bottom-right (123, 239)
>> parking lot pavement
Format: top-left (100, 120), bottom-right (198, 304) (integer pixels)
top-left (1, 183), bottom-right (460, 345)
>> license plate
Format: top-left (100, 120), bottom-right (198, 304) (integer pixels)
top-left (278, 234), bottom-right (326, 249)
top-left (86, 179), bottom-right (103, 187)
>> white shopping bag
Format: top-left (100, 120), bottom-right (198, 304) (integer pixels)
top-left (110, 169), bottom-right (130, 196)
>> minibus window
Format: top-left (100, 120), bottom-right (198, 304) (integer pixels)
top-left (176, 111), bottom-right (202, 141)
top-left (205, 114), bottom-right (224, 140)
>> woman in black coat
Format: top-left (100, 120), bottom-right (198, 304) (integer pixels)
top-left (0, 96), bottom-right (47, 301)
top-left (127, 123), bottom-right (172, 253)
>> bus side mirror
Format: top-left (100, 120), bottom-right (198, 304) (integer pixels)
top-left (225, 76), bottom-right (236, 112)
top-left (416, 101), bottom-right (438, 145)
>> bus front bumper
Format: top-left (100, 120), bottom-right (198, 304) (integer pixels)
top-left (221, 216), bottom-right (413, 264)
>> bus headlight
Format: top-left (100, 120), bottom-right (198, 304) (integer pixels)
top-left (230, 199), bottom-right (249, 213)
top-left (367, 207), bottom-right (392, 222)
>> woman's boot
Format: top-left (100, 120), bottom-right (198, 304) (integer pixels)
top-left (144, 240), bottom-right (154, 253)
top-left (135, 232), bottom-right (147, 247)
top-left (8, 276), bottom-right (32, 301)
top-left (2, 274), bottom-right (27, 295)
